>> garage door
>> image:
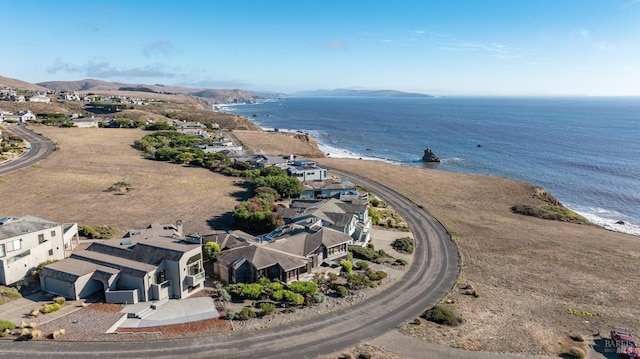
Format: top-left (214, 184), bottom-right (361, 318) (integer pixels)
top-left (43, 276), bottom-right (74, 299)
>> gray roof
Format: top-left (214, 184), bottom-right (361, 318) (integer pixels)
top-left (129, 241), bottom-right (198, 265)
top-left (216, 245), bottom-right (308, 272)
top-left (40, 258), bottom-right (119, 283)
top-left (0, 215), bottom-right (62, 240)
top-left (71, 250), bottom-right (156, 277)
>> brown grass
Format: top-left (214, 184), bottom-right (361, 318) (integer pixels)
top-left (3, 126), bottom-right (639, 357)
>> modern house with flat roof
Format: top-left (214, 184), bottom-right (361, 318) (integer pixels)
top-left (39, 222), bottom-right (205, 304)
top-left (0, 215), bottom-right (78, 285)
top-left (286, 159), bottom-right (328, 182)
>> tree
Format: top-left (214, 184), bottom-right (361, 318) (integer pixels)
top-left (203, 242), bottom-right (221, 260)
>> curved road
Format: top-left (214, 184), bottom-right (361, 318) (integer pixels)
top-left (0, 167), bottom-right (459, 358)
top-left (0, 125), bottom-right (56, 175)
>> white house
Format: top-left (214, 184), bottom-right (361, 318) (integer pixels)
top-left (287, 159), bottom-right (328, 182)
top-left (0, 215), bottom-right (78, 285)
top-left (29, 94), bottom-right (51, 103)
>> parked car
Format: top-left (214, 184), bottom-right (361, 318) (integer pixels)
top-left (611, 329), bottom-right (640, 358)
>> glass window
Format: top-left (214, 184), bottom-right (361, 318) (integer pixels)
top-left (38, 234), bottom-right (45, 244)
top-left (0, 244), bottom-right (5, 257)
top-left (51, 230), bottom-right (56, 237)
top-left (7, 239), bottom-right (21, 252)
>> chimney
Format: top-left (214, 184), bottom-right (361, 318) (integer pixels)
top-left (176, 220), bottom-right (183, 236)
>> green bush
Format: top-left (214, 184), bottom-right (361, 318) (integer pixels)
top-left (355, 261), bottom-right (369, 270)
top-left (393, 258), bottom-right (408, 266)
top-left (79, 225), bottom-right (118, 239)
top-left (312, 292), bottom-right (326, 303)
top-left (216, 288), bottom-right (231, 302)
top-left (282, 290), bottom-right (304, 305)
top-left (287, 281), bottom-right (318, 295)
top-left (423, 305), bottom-right (463, 326)
top-left (340, 260), bottom-right (353, 274)
top-left (392, 237), bottom-right (414, 254)
top-left (0, 319), bottom-right (16, 331)
top-left (238, 307), bottom-right (257, 320)
top-left (260, 302), bottom-right (276, 316)
top-left (348, 246), bottom-right (382, 263)
top-left (226, 311), bottom-right (237, 320)
top-left (31, 260), bottom-right (58, 280)
top-left (271, 290), bottom-right (285, 301)
top-left (346, 273), bottom-right (372, 289)
top-left (40, 303), bottom-right (62, 314)
top-left (203, 242), bottom-right (221, 260)
top-left (335, 285), bottom-right (349, 298)
top-left (0, 287), bottom-right (22, 300)
top-left (54, 297), bottom-right (66, 305)
top-left (366, 270), bottom-right (388, 281)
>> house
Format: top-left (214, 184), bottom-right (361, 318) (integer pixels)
top-left (39, 222), bottom-right (205, 303)
top-left (299, 177), bottom-right (365, 201)
top-left (29, 94), bottom-right (50, 103)
top-left (286, 159), bottom-right (328, 182)
top-left (280, 198), bottom-right (371, 246)
top-left (195, 141), bottom-right (243, 154)
top-left (0, 215), bottom-right (78, 285)
top-left (60, 91), bottom-right (80, 101)
top-left (212, 224), bottom-right (351, 284)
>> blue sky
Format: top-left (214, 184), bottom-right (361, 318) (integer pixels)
top-left (3, 0), bottom-right (640, 95)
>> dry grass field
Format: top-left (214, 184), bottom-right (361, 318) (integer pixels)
top-left (237, 130), bottom-right (640, 357)
top-left (2, 126), bottom-right (639, 357)
top-left (1, 126), bottom-right (246, 236)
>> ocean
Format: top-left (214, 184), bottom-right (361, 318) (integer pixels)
top-left (221, 96), bottom-right (640, 236)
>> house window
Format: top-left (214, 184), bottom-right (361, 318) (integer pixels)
top-left (48, 249), bottom-right (54, 256)
top-left (0, 244), bottom-right (5, 258)
top-left (38, 234), bottom-right (45, 244)
top-left (6, 239), bottom-right (21, 252)
top-left (51, 230), bottom-right (56, 237)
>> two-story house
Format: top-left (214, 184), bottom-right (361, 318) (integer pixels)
top-left (0, 215), bottom-right (78, 285)
top-left (39, 222), bottom-right (205, 304)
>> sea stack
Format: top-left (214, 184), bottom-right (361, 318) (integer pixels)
top-left (422, 147), bottom-right (440, 162)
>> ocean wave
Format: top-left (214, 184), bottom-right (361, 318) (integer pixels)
top-left (440, 157), bottom-right (465, 163)
top-left (570, 206), bottom-right (640, 236)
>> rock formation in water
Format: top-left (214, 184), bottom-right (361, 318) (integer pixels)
top-left (422, 147), bottom-right (440, 162)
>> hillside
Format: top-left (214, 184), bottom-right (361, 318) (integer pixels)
top-left (36, 78), bottom-right (270, 104)
top-left (0, 75), bottom-right (48, 91)
top-left (293, 88), bottom-right (432, 98)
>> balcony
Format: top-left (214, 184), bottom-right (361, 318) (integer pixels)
top-left (185, 271), bottom-right (205, 287)
top-left (150, 280), bottom-right (170, 300)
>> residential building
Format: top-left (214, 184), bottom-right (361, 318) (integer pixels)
top-left (71, 117), bottom-right (101, 128)
top-left (212, 223), bottom-right (351, 284)
top-left (0, 215), bottom-right (78, 285)
top-left (39, 222), bottom-right (205, 304)
top-left (29, 94), bottom-right (50, 103)
top-left (286, 159), bottom-right (328, 182)
top-left (280, 198), bottom-right (371, 246)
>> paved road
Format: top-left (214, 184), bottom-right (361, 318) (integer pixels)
top-left (0, 125), bottom-right (56, 176)
top-left (0, 168), bottom-right (460, 358)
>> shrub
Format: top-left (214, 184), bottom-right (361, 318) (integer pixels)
top-left (40, 303), bottom-right (62, 314)
top-left (54, 297), bottom-right (65, 305)
top-left (346, 273), bottom-right (372, 289)
top-left (423, 305), bottom-right (463, 326)
top-left (260, 302), bottom-right (276, 316)
top-left (79, 225), bottom-right (118, 239)
top-left (287, 281), bottom-right (318, 295)
top-left (203, 242), bottom-right (221, 260)
top-left (327, 272), bottom-right (339, 283)
top-left (0, 320), bottom-right (16, 331)
top-left (216, 288), bottom-right (231, 302)
top-left (239, 307), bottom-right (257, 320)
top-left (366, 270), bottom-right (388, 281)
top-left (393, 259), bottom-right (408, 266)
top-left (226, 311), bottom-right (237, 320)
top-left (31, 260), bottom-right (58, 280)
top-left (271, 290), bottom-right (285, 301)
top-left (340, 260), bottom-right (353, 274)
top-left (378, 249), bottom-right (387, 257)
top-left (392, 237), bottom-right (414, 254)
top-left (31, 329), bottom-right (42, 338)
top-left (348, 246), bottom-right (382, 263)
top-left (335, 285), bottom-right (349, 298)
top-left (312, 292), bottom-right (326, 303)
top-left (0, 287), bottom-right (22, 300)
top-left (282, 290), bottom-right (304, 305)
top-left (355, 261), bottom-right (369, 270)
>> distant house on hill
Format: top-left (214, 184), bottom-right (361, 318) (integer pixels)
top-left (29, 94), bottom-right (50, 103)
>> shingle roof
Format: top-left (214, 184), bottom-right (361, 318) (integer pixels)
top-left (0, 215), bottom-right (61, 239)
top-left (71, 250), bottom-right (155, 277)
top-left (40, 258), bottom-right (119, 283)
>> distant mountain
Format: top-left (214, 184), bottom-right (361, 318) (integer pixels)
top-left (0, 75), bottom-right (49, 91)
top-left (292, 88), bottom-right (432, 98)
top-left (36, 78), bottom-right (272, 104)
